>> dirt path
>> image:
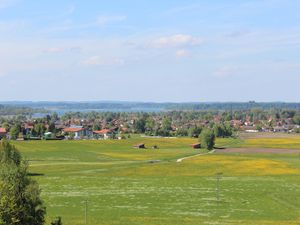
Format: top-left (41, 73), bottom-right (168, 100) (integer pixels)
top-left (215, 148), bottom-right (300, 154)
top-left (176, 150), bottom-right (215, 163)
top-left (176, 148), bottom-right (300, 163)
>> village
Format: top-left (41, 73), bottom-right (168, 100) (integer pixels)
top-left (1, 109), bottom-right (299, 141)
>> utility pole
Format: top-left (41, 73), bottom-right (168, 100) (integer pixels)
top-left (215, 173), bottom-right (223, 203)
top-left (85, 199), bottom-right (88, 225)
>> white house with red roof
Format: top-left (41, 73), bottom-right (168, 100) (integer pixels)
top-left (63, 126), bottom-right (91, 139)
top-left (93, 129), bottom-right (114, 140)
top-left (0, 128), bottom-right (7, 139)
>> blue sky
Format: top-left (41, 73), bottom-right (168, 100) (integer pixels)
top-left (0, 0), bottom-right (300, 102)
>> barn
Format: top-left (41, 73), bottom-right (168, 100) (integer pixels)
top-left (191, 143), bottom-right (201, 149)
top-left (134, 143), bottom-right (146, 149)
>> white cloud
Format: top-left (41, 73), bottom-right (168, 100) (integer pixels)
top-left (83, 56), bottom-right (124, 66)
top-left (43, 46), bottom-right (82, 53)
top-left (149, 34), bottom-right (203, 48)
top-left (96, 15), bottom-right (127, 26)
top-left (175, 49), bottom-right (190, 58)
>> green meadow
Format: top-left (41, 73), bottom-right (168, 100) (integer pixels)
top-left (12, 136), bottom-right (300, 225)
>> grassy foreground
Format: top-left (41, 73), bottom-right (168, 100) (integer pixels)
top-left (12, 136), bottom-right (300, 225)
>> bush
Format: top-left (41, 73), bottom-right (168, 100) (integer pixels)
top-left (51, 217), bottom-right (62, 225)
top-left (200, 129), bottom-right (215, 150)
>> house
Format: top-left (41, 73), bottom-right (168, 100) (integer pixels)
top-left (191, 143), bottom-right (201, 149)
top-left (241, 126), bottom-right (259, 133)
top-left (63, 126), bottom-right (91, 139)
top-left (93, 129), bottom-right (114, 140)
top-left (0, 128), bottom-right (7, 139)
top-left (24, 123), bottom-right (34, 135)
top-left (134, 143), bottom-right (146, 149)
top-left (273, 126), bottom-right (288, 133)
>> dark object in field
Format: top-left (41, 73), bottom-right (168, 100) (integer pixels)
top-left (134, 143), bottom-right (146, 149)
top-left (152, 145), bottom-right (159, 149)
top-left (28, 172), bottom-right (44, 177)
top-left (191, 143), bottom-right (201, 149)
top-left (148, 160), bottom-right (161, 164)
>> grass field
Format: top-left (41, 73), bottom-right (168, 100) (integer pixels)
top-left (12, 135), bottom-right (300, 225)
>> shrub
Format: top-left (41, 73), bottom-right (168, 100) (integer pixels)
top-left (200, 129), bottom-right (215, 150)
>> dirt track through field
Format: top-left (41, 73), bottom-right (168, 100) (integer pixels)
top-left (176, 150), bottom-right (215, 162)
top-left (215, 148), bottom-right (300, 154)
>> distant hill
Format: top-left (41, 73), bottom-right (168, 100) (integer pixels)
top-left (1, 101), bottom-right (300, 114)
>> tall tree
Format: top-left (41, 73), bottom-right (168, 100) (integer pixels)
top-left (145, 118), bottom-right (155, 135)
top-left (0, 140), bottom-right (46, 225)
top-left (9, 124), bottom-right (21, 140)
top-left (134, 117), bottom-right (146, 133)
top-left (200, 129), bottom-right (215, 150)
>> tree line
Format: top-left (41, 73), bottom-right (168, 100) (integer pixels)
top-left (0, 140), bottom-right (62, 225)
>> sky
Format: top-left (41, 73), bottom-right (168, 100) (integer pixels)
top-left (0, 0), bottom-right (300, 102)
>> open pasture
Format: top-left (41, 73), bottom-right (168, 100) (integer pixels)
top-left (218, 133), bottom-right (300, 149)
top-left (12, 136), bottom-right (300, 225)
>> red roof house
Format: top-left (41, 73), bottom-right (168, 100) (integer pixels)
top-left (63, 126), bottom-right (87, 139)
top-left (0, 128), bottom-right (7, 138)
top-left (93, 129), bottom-right (114, 139)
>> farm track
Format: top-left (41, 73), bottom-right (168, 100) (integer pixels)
top-left (176, 150), bottom-right (215, 163)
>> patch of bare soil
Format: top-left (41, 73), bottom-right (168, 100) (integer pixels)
top-left (215, 148), bottom-right (300, 154)
top-left (238, 132), bottom-right (300, 139)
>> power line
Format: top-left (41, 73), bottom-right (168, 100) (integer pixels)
top-left (215, 172), bottom-right (223, 203)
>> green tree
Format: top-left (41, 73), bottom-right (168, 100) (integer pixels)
top-left (47, 122), bottom-right (56, 133)
top-left (0, 140), bottom-right (46, 225)
top-left (134, 117), bottom-right (146, 133)
top-left (176, 128), bottom-right (188, 137)
top-left (9, 125), bottom-right (21, 140)
top-left (213, 123), bottom-right (233, 138)
top-left (213, 124), bottom-right (223, 137)
top-left (162, 117), bottom-right (172, 132)
top-left (34, 123), bottom-right (45, 137)
top-left (145, 118), bottom-right (155, 135)
top-left (92, 124), bottom-right (100, 131)
top-left (188, 126), bottom-right (202, 138)
top-left (293, 113), bottom-right (300, 125)
top-left (200, 129), bottom-right (215, 150)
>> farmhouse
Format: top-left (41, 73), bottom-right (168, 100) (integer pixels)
top-left (0, 128), bottom-right (7, 139)
top-left (241, 126), bottom-right (259, 133)
top-left (93, 129), bottom-right (114, 140)
top-left (24, 123), bottom-right (34, 135)
top-left (63, 126), bottom-right (90, 139)
top-left (273, 126), bottom-right (288, 133)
